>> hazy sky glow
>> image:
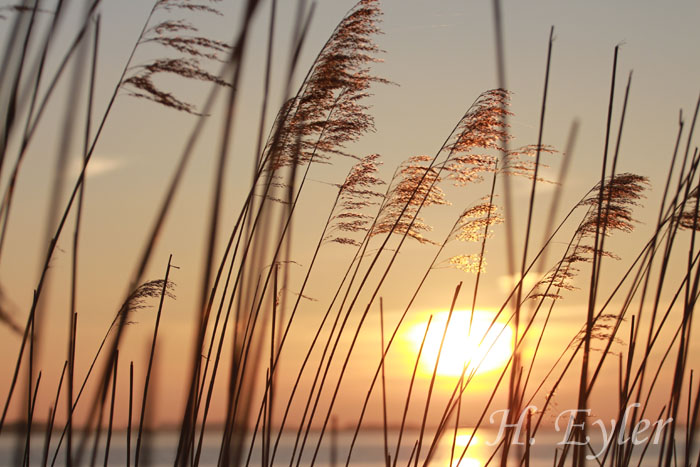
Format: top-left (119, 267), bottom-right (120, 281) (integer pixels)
top-left (0, 0), bottom-right (699, 440)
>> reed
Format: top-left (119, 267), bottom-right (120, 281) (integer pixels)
top-left (0, 1), bottom-right (698, 467)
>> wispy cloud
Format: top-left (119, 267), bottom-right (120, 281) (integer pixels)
top-left (69, 155), bottom-right (125, 179)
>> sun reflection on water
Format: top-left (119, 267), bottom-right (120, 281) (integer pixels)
top-left (443, 428), bottom-right (486, 467)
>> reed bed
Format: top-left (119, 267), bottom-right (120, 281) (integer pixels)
top-left (0, 0), bottom-right (698, 466)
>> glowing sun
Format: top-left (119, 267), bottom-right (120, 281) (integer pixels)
top-left (407, 310), bottom-right (513, 378)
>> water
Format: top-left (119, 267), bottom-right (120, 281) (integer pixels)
top-left (1, 427), bottom-right (696, 466)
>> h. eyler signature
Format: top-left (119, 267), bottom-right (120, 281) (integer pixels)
top-left (487, 403), bottom-right (673, 460)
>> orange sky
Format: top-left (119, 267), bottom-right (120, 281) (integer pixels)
top-left (0, 0), bottom-right (699, 442)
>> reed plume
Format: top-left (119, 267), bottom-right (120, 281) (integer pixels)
top-left (121, 0), bottom-right (232, 114)
top-left (438, 90), bottom-right (556, 275)
top-left (445, 88), bottom-right (511, 155)
top-left (501, 143), bottom-right (557, 182)
top-left (532, 173), bottom-right (649, 301)
top-left (266, 0), bottom-right (387, 170)
top-left (453, 201), bottom-right (504, 242)
top-left (579, 172), bottom-right (649, 236)
top-left (676, 186), bottom-right (700, 230)
top-left (571, 313), bottom-right (626, 349)
top-left (324, 153), bottom-right (385, 247)
top-left (371, 155), bottom-right (448, 244)
top-left (444, 201), bottom-right (503, 274)
top-left (118, 278), bottom-right (176, 318)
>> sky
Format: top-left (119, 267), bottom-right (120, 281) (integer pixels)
top-left (0, 0), bottom-right (699, 440)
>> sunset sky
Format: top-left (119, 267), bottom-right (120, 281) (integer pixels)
top-left (0, 0), bottom-right (699, 438)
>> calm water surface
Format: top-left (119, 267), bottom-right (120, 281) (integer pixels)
top-left (1, 428), bottom-right (695, 466)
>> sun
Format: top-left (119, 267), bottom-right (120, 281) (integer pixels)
top-left (406, 310), bottom-right (513, 378)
